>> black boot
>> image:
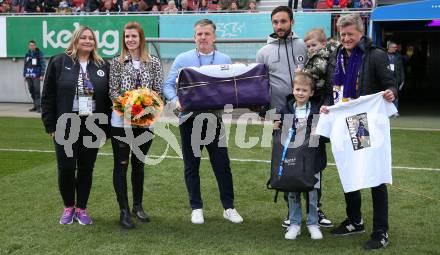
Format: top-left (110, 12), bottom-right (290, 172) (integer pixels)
top-left (120, 209), bottom-right (135, 229)
top-left (132, 205), bottom-right (150, 222)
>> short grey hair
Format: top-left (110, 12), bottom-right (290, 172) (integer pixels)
top-left (194, 19), bottom-right (216, 32)
top-left (336, 14), bottom-right (364, 33)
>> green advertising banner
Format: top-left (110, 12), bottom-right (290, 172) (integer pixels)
top-left (6, 15), bottom-right (158, 58)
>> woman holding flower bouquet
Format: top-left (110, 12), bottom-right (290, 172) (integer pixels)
top-left (109, 22), bottom-right (163, 229)
top-left (41, 26), bottom-right (112, 225)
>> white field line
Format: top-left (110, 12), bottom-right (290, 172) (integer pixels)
top-left (1, 148), bottom-right (440, 172)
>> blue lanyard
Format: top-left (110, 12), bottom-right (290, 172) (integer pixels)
top-left (277, 102), bottom-right (311, 177)
top-left (278, 128), bottom-right (296, 177)
top-left (197, 50), bottom-right (215, 67)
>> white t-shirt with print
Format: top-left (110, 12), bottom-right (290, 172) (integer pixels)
top-left (315, 92), bottom-right (397, 192)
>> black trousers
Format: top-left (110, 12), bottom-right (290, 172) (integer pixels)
top-left (179, 116), bottom-right (234, 210)
top-left (111, 127), bottom-right (154, 210)
top-left (54, 117), bottom-right (99, 209)
top-left (344, 183), bottom-right (389, 232)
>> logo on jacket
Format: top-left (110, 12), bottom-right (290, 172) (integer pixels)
top-left (97, 70), bottom-right (105, 77)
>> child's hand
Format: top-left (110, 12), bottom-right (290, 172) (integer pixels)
top-left (273, 120), bottom-right (281, 130)
top-left (320, 105), bottom-right (329, 114)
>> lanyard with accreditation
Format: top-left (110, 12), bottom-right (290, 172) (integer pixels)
top-left (78, 65), bottom-right (94, 116)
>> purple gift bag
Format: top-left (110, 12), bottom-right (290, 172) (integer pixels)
top-left (177, 63), bottom-right (270, 111)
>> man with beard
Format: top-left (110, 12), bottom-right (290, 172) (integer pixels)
top-left (256, 6), bottom-right (311, 229)
top-left (256, 6), bottom-right (307, 118)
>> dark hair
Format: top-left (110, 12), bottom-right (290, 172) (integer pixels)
top-left (194, 19), bottom-right (216, 32)
top-left (271, 6), bottom-right (293, 21)
top-left (29, 40), bottom-right (36, 44)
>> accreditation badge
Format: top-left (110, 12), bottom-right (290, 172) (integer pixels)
top-left (389, 64), bottom-right (395, 71)
top-left (333, 85), bottom-right (344, 105)
top-left (78, 96), bottom-right (93, 116)
top-left (31, 58), bottom-right (37, 66)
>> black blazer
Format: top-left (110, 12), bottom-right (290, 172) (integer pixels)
top-left (41, 53), bottom-right (112, 135)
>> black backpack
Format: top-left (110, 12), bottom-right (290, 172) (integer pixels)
top-left (267, 127), bottom-right (319, 200)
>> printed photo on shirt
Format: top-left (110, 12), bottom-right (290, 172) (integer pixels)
top-left (346, 113), bottom-right (371, 151)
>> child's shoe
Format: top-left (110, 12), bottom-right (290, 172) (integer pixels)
top-left (285, 224), bottom-right (301, 240)
top-left (307, 225), bottom-right (323, 240)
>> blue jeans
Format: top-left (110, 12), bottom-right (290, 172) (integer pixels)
top-left (288, 189), bottom-right (319, 226)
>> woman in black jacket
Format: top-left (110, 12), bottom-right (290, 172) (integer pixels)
top-left (41, 26), bottom-right (112, 226)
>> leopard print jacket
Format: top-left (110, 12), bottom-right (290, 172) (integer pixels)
top-left (109, 53), bottom-right (163, 102)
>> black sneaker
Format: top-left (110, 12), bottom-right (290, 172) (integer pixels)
top-left (331, 218), bottom-right (365, 235)
top-left (364, 231), bottom-right (389, 250)
top-left (281, 217), bottom-right (290, 228)
top-left (318, 209), bottom-right (334, 228)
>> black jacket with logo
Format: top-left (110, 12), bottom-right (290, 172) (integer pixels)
top-left (41, 53), bottom-right (112, 135)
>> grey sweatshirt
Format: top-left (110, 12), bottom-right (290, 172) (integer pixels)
top-left (256, 33), bottom-right (308, 116)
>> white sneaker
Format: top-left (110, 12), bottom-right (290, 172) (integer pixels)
top-left (307, 225), bottom-right (323, 240)
top-left (191, 209), bottom-right (204, 224)
top-left (285, 224), bottom-right (301, 240)
top-left (223, 208), bottom-right (243, 223)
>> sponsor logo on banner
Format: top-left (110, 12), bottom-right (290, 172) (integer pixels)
top-left (42, 21), bottom-right (119, 56)
top-left (5, 16), bottom-right (158, 58)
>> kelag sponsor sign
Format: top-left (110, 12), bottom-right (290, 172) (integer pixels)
top-left (159, 13), bottom-right (331, 59)
top-left (6, 15), bottom-right (158, 58)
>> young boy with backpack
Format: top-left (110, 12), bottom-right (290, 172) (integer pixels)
top-left (273, 70), bottom-right (327, 240)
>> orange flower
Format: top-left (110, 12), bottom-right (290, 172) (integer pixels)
top-left (143, 96), bottom-right (153, 106)
top-left (120, 97), bottom-right (127, 106)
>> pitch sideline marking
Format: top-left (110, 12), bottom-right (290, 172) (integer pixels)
top-left (1, 148), bottom-right (440, 172)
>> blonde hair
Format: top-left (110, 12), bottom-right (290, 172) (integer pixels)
top-left (119, 22), bottom-right (150, 63)
top-left (65, 26), bottom-right (104, 66)
top-left (293, 70), bottom-right (315, 91)
top-left (336, 14), bottom-right (364, 33)
top-left (304, 28), bottom-right (327, 43)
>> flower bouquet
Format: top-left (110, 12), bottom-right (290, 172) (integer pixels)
top-left (113, 88), bottom-right (163, 126)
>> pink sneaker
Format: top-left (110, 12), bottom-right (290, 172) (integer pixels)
top-left (59, 207), bottom-right (75, 225)
top-left (75, 208), bottom-right (93, 225)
